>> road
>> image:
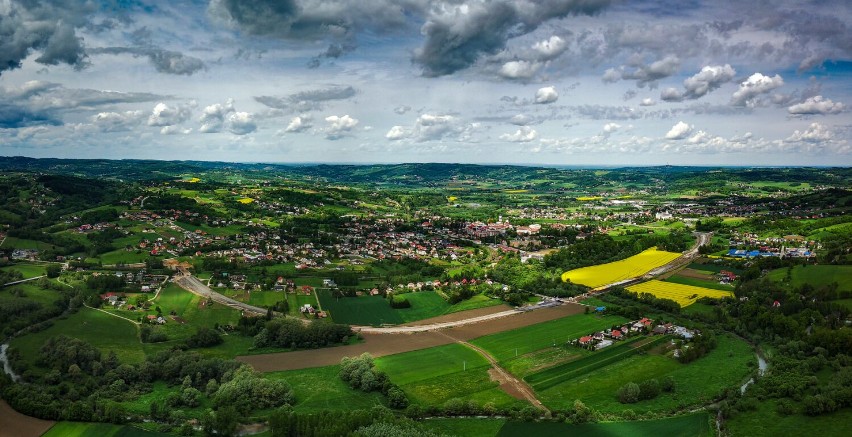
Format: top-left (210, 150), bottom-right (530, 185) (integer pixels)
top-left (438, 331), bottom-right (549, 412)
top-left (1, 276), bottom-right (45, 287)
top-left (173, 272), bottom-right (271, 316)
top-left (353, 298), bottom-right (565, 334)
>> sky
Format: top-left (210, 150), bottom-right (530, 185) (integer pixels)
top-left (1, 0), bottom-right (851, 166)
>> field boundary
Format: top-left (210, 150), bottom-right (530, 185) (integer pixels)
top-left (526, 336), bottom-right (670, 391)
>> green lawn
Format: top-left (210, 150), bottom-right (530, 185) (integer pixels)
top-left (0, 236), bottom-right (58, 250)
top-left (665, 275), bottom-right (735, 291)
top-left (766, 265), bottom-right (852, 292)
top-left (10, 306), bottom-right (144, 367)
top-left (97, 249), bottom-right (152, 265)
top-left (0, 282), bottom-right (61, 307)
top-left (537, 335), bottom-right (755, 413)
top-left (471, 314), bottom-right (628, 363)
top-left (497, 412), bottom-right (712, 437)
top-left (316, 290), bottom-right (404, 325)
top-left (375, 343), bottom-right (489, 386)
top-left (421, 418), bottom-right (507, 437)
top-left (726, 401), bottom-right (852, 437)
top-left (1, 263), bottom-right (46, 279)
top-left (247, 290), bottom-right (288, 307)
top-left (265, 365), bottom-right (385, 411)
top-left (42, 422), bottom-right (170, 437)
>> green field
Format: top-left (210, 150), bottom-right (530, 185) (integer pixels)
top-left (375, 343), bottom-right (489, 386)
top-left (266, 365), bottom-right (386, 411)
top-left (471, 314), bottom-right (628, 363)
top-left (537, 335), bottom-right (754, 412)
top-left (374, 343), bottom-right (520, 407)
top-left (497, 412), bottom-right (712, 437)
top-left (421, 418), bottom-right (507, 436)
top-left (526, 336), bottom-right (669, 391)
top-left (10, 307), bottom-right (144, 366)
top-left (766, 265), bottom-right (852, 292)
top-left (0, 236), bottom-right (57, 250)
top-left (665, 274), bottom-right (735, 291)
top-left (316, 289), bottom-right (504, 326)
top-left (42, 422), bottom-right (169, 437)
top-left (1, 263), bottom-right (46, 279)
top-left (726, 401), bottom-right (852, 436)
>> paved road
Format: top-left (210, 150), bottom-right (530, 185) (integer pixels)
top-left (1, 276), bottom-right (45, 287)
top-left (174, 272), bottom-right (270, 316)
top-left (353, 299), bottom-right (565, 334)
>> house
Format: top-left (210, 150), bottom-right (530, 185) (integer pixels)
top-left (301, 285), bottom-right (314, 295)
top-left (610, 329), bottom-right (623, 340)
top-left (300, 304), bottom-right (315, 314)
top-left (596, 339), bottom-right (614, 350)
top-left (578, 335), bottom-right (594, 346)
top-left (652, 325), bottom-right (668, 335)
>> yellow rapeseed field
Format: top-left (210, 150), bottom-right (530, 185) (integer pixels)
top-left (626, 280), bottom-right (734, 307)
top-left (237, 198), bottom-right (255, 204)
top-left (561, 248), bottom-right (680, 288)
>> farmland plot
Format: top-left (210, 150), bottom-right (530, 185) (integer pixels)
top-left (561, 248), bottom-right (681, 288)
top-left (626, 280), bottom-right (733, 307)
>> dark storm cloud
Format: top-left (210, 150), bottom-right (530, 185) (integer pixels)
top-left (413, 0), bottom-right (612, 77)
top-left (91, 47), bottom-right (206, 75)
top-left (255, 86), bottom-right (357, 111)
top-left (0, 0), bottom-right (95, 75)
top-left (0, 103), bottom-right (61, 128)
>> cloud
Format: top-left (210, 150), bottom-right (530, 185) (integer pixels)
top-left (660, 87), bottom-right (684, 102)
top-left (730, 73), bottom-right (784, 107)
top-left (413, 0), bottom-right (612, 76)
top-left (284, 115), bottom-right (311, 133)
top-left (788, 96), bottom-right (845, 115)
top-left (603, 122), bottom-right (621, 133)
top-left (510, 114), bottom-right (534, 125)
top-left (0, 103), bottom-right (61, 128)
top-left (199, 99), bottom-right (235, 133)
top-left (602, 55), bottom-right (680, 88)
top-left (385, 125), bottom-right (407, 140)
top-left (499, 60), bottom-right (542, 79)
top-left (255, 85), bottom-right (356, 112)
top-left (784, 122), bottom-right (849, 154)
top-left (148, 103), bottom-right (192, 127)
top-left (535, 86), bottom-right (559, 104)
top-left (91, 111), bottom-right (145, 132)
top-left (92, 47), bottom-right (206, 75)
top-left (532, 36), bottom-right (568, 60)
top-left (394, 105), bottom-right (412, 115)
top-left (665, 121), bottom-right (693, 140)
top-left (0, 0), bottom-right (94, 76)
top-left (500, 126), bottom-right (537, 142)
top-left (682, 64), bottom-right (736, 99)
top-left (0, 80), bottom-right (164, 112)
top-left (160, 125), bottom-right (193, 135)
top-left (324, 114), bottom-right (359, 139)
top-left (226, 112), bottom-right (257, 135)
top-left (639, 98), bottom-right (656, 106)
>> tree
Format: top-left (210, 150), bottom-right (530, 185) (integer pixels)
top-left (387, 386), bottom-right (409, 409)
top-left (617, 382), bottom-right (641, 403)
top-left (204, 406), bottom-right (239, 437)
top-left (46, 264), bottom-right (61, 278)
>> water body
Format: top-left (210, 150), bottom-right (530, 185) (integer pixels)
top-left (740, 352), bottom-right (768, 394)
top-left (0, 343), bottom-right (20, 382)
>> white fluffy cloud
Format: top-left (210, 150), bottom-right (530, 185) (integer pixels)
top-left (147, 102), bottom-right (192, 127)
top-left (284, 115), bottom-right (311, 133)
top-left (787, 122), bottom-right (834, 142)
top-left (665, 121), bottom-right (693, 140)
top-left (324, 114), bottom-right (359, 139)
top-left (499, 60), bottom-right (542, 79)
top-left (199, 99), bottom-right (235, 133)
top-left (602, 55), bottom-right (681, 88)
top-left (160, 125), bottom-right (192, 135)
top-left (385, 125), bottom-right (407, 140)
top-left (227, 112), bottom-right (256, 135)
top-left (603, 122), bottom-right (621, 133)
top-left (682, 65), bottom-right (736, 99)
top-left (91, 111), bottom-right (144, 132)
top-left (499, 126), bottom-right (537, 142)
top-left (788, 96), bottom-right (845, 115)
top-left (534, 86), bottom-right (558, 104)
top-left (532, 36), bottom-right (567, 60)
top-left (731, 73), bottom-right (784, 107)
top-left (639, 98), bottom-right (656, 106)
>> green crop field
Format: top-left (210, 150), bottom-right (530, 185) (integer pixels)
top-left (316, 289), bottom-right (496, 326)
top-left (401, 365), bottom-right (521, 407)
top-left (42, 422), bottom-right (169, 437)
top-left (471, 314), bottom-right (628, 363)
top-left (526, 336), bottom-right (668, 391)
top-left (421, 418), bottom-right (507, 437)
top-left (375, 343), bottom-right (489, 386)
top-left (266, 365), bottom-right (385, 411)
top-left (10, 306), bottom-right (144, 367)
top-left (537, 335), bottom-right (754, 412)
top-left (0, 236), bottom-right (58, 250)
top-left (247, 290), bottom-right (288, 307)
top-left (497, 412), bottom-right (712, 437)
top-left (766, 265), bottom-right (852, 292)
top-left (1, 263), bottom-right (46, 279)
top-left (664, 274), bottom-right (735, 291)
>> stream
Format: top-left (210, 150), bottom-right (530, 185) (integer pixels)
top-left (0, 343), bottom-right (20, 382)
top-left (739, 352), bottom-right (768, 394)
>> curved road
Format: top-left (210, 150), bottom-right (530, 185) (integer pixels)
top-left (174, 272), bottom-right (271, 317)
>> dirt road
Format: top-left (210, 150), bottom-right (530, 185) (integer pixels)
top-left (238, 303), bottom-right (583, 372)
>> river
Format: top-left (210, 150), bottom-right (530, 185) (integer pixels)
top-left (740, 351), bottom-right (768, 394)
top-left (0, 343), bottom-right (20, 382)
